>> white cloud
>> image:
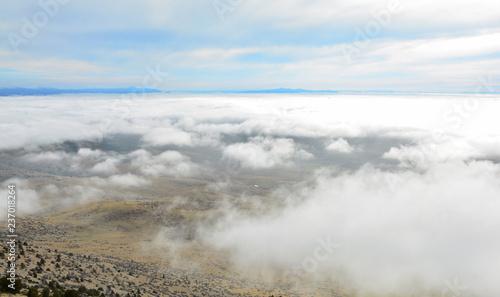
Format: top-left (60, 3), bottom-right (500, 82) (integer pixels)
top-left (129, 149), bottom-right (200, 178)
top-left (108, 173), bottom-right (151, 187)
top-left (325, 138), bottom-right (355, 153)
top-left (142, 126), bottom-right (193, 147)
top-left (2, 93), bottom-right (500, 155)
top-left (89, 157), bottom-right (121, 175)
top-left (77, 148), bottom-right (105, 158)
top-left (25, 151), bottom-right (67, 162)
top-left (203, 160), bottom-right (500, 297)
top-left (383, 134), bottom-right (500, 170)
top-left (223, 136), bottom-right (312, 169)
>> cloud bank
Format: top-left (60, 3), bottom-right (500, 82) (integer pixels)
top-left (204, 160), bottom-right (500, 297)
top-left (1, 93), bottom-right (500, 296)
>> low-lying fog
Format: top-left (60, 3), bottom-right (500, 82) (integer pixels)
top-left (1, 93), bottom-right (500, 296)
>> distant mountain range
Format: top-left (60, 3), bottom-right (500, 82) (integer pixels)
top-left (0, 87), bottom-right (166, 96)
top-left (2, 87), bottom-right (496, 96)
top-left (240, 88), bottom-right (338, 93)
top-left (0, 87), bottom-right (341, 96)
top-left (180, 88), bottom-right (339, 94)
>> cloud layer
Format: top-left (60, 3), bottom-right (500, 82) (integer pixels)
top-left (1, 1), bottom-right (499, 91)
top-left (1, 93), bottom-right (500, 296)
top-left (204, 160), bottom-right (500, 296)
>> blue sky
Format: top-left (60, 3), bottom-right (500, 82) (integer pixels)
top-left (1, 0), bottom-right (500, 92)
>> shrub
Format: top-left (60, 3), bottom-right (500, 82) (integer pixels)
top-left (27, 286), bottom-right (40, 297)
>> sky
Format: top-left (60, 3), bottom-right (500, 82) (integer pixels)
top-left (1, 0), bottom-right (500, 92)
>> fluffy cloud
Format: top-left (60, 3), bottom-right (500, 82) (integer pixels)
top-left (129, 149), bottom-right (200, 178)
top-left (383, 135), bottom-right (500, 170)
top-left (108, 173), bottom-right (151, 187)
top-left (20, 148), bottom-right (120, 176)
top-left (203, 160), bottom-right (500, 297)
top-left (325, 138), bottom-right (355, 153)
top-left (89, 157), bottom-right (121, 175)
top-left (142, 126), bottom-right (193, 147)
top-left (223, 136), bottom-right (312, 169)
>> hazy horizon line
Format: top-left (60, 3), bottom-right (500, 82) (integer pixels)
top-left (1, 86), bottom-right (499, 96)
